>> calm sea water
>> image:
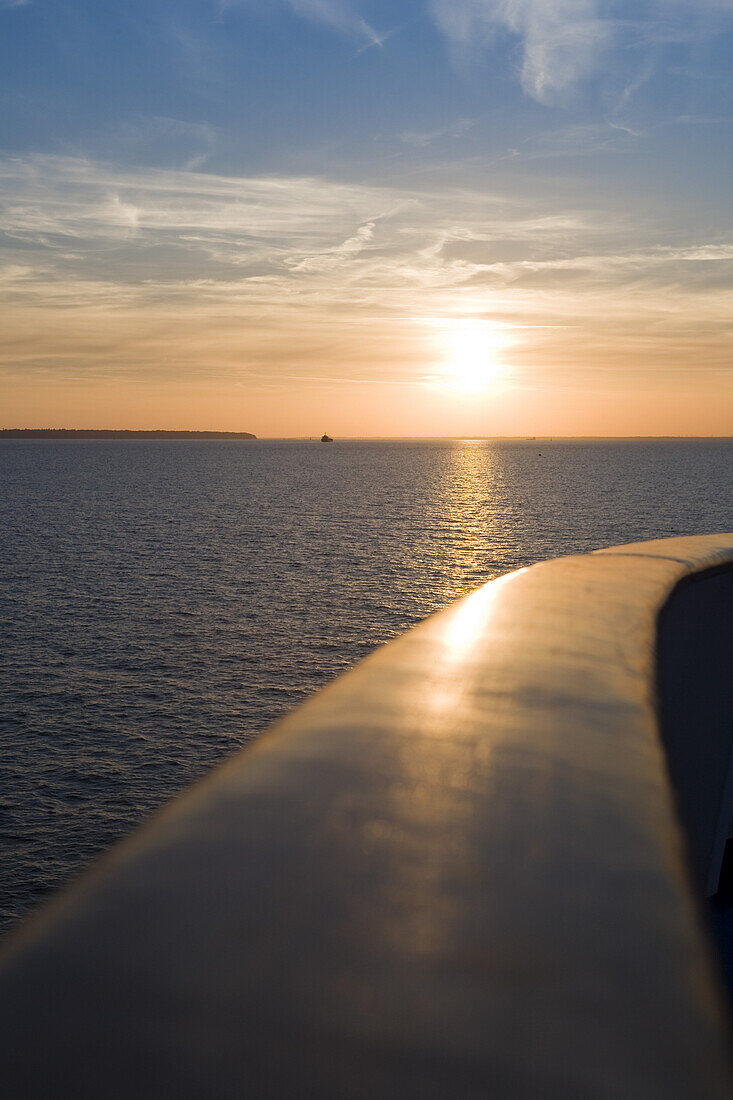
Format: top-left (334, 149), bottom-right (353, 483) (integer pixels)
top-left (2, 438), bottom-right (732, 931)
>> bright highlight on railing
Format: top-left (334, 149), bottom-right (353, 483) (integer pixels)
top-left (440, 571), bottom-right (519, 657)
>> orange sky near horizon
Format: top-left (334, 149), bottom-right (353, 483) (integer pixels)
top-left (4, 368), bottom-right (731, 438)
top-left (3, 233), bottom-right (731, 438)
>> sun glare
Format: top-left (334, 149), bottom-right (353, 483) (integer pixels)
top-left (439, 318), bottom-right (510, 394)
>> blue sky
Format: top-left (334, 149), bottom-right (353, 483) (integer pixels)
top-left (4, 0), bottom-right (733, 185)
top-left (2, 1), bottom-right (733, 433)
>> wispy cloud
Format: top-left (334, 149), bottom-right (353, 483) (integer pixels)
top-left (428, 1), bottom-right (733, 104)
top-left (217, 1), bottom-right (733, 108)
top-left (287, 0), bottom-right (382, 45)
top-left (1, 155), bottom-right (731, 394)
top-left (221, 0), bottom-right (383, 49)
top-left (115, 116), bottom-right (221, 172)
top-left (398, 118), bottom-right (473, 148)
top-left (429, 0), bottom-right (610, 104)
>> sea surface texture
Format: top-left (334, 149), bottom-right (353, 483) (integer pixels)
top-left (2, 439), bottom-right (732, 931)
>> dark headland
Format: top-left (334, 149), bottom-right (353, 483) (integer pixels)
top-left (1, 429), bottom-right (256, 440)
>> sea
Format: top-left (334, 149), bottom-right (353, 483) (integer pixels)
top-left (2, 438), bottom-right (732, 932)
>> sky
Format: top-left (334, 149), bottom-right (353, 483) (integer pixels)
top-left (1, 0), bottom-right (732, 436)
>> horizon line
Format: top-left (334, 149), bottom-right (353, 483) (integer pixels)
top-left (2, 429), bottom-right (732, 442)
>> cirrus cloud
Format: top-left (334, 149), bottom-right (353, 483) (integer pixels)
top-left (219, 0), bottom-right (384, 48)
top-left (430, 0), bottom-right (610, 103)
top-left (1, 154), bottom-right (731, 396)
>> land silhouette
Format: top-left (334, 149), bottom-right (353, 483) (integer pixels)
top-left (0, 429), bottom-right (256, 440)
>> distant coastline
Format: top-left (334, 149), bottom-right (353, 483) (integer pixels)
top-left (0, 429), bottom-right (257, 440)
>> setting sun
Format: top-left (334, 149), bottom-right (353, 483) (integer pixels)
top-left (439, 319), bottom-right (510, 394)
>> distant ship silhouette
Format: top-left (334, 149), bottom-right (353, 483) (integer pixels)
top-left (320, 433), bottom-right (333, 443)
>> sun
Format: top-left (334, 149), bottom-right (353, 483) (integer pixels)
top-left (439, 318), bottom-right (510, 394)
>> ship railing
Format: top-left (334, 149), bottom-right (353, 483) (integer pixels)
top-left (1, 533), bottom-right (732, 1097)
